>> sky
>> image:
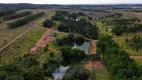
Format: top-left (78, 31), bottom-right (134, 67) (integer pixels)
top-left (0, 0), bottom-right (142, 4)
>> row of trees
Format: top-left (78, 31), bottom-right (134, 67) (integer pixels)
top-left (3, 11), bottom-right (32, 21)
top-left (97, 35), bottom-right (142, 80)
top-left (0, 9), bottom-right (16, 17)
top-left (7, 12), bottom-right (45, 28)
top-left (58, 19), bottom-right (99, 39)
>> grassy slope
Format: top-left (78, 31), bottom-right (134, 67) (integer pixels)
top-left (0, 27), bottom-right (47, 63)
top-left (0, 14), bottom-right (47, 48)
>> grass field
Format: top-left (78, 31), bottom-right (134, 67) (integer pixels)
top-left (39, 50), bottom-right (58, 63)
top-left (112, 10), bottom-right (142, 21)
top-left (114, 39), bottom-right (142, 56)
top-left (95, 66), bottom-right (111, 80)
top-left (0, 27), bottom-right (47, 63)
top-left (0, 9), bottom-right (54, 48)
top-left (96, 21), bottom-right (113, 36)
top-left (133, 58), bottom-right (142, 65)
top-left (96, 21), bottom-right (142, 38)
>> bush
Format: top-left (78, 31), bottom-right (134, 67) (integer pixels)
top-left (49, 52), bottom-right (55, 57)
top-left (22, 66), bottom-right (44, 80)
top-left (43, 19), bottom-right (54, 28)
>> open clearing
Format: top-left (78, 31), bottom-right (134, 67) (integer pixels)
top-left (0, 9), bottom-right (54, 63)
top-left (115, 39), bottom-right (142, 56)
top-left (0, 9), bottom-right (54, 48)
top-left (0, 27), bottom-right (47, 63)
top-left (36, 29), bottom-right (58, 47)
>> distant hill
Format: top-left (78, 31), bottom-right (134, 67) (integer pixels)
top-left (0, 3), bottom-right (142, 9)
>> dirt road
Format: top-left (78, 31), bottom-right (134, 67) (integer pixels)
top-left (130, 56), bottom-right (142, 59)
top-left (0, 19), bottom-right (45, 52)
top-left (89, 40), bottom-right (97, 54)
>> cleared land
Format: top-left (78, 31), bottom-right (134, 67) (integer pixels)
top-left (0, 9), bottom-right (53, 48)
top-left (0, 9), bottom-right (54, 63)
top-left (89, 40), bottom-right (97, 54)
top-left (0, 27), bottom-right (47, 63)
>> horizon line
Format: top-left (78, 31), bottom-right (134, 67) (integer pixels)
top-left (0, 3), bottom-right (142, 5)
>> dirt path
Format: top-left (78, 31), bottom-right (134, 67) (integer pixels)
top-left (36, 29), bottom-right (58, 47)
top-left (0, 19), bottom-right (45, 52)
top-left (85, 60), bottom-right (104, 80)
top-left (96, 23), bottom-right (105, 34)
top-left (85, 60), bottom-right (104, 72)
top-left (130, 56), bottom-right (142, 59)
top-left (89, 40), bottom-right (96, 54)
top-left (48, 48), bottom-right (61, 53)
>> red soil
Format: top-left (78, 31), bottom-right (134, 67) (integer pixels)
top-left (85, 60), bottom-right (104, 80)
top-left (36, 29), bottom-right (56, 47)
top-left (30, 29), bottom-right (59, 54)
top-left (89, 40), bottom-right (97, 54)
top-left (130, 56), bottom-right (142, 59)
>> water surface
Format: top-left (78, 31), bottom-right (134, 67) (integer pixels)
top-left (72, 42), bottom-right (90, 54)
top-left (52, 66), bottom-right (69, 80)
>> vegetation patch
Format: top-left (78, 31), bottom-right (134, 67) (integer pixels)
top-left (0, 27), bottom-right (46, 63)
top-left (7, 12), bottom-right (45, 28)
top-left (97, 35), bottom-right (142, 80)
top-left (3, 11), bottom-right (32, 21)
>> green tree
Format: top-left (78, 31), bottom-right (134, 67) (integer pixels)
top-left (5, 75), bottom-right (24, 80)
top-left (43, 19), bottom-right (54, 28)
top-left (0, 71), bottom-right (8, 80)
top-left (22, 66), bottom-right (44, 80)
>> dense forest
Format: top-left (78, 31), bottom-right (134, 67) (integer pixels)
top-left (97, 35), bottom-right (142, 80)
top-left (7, 12), bottom-right (45, 28)
top-left (57, 19), bottom-right (98, 39)
top-left (3, 11), bottom-right (32, 21)
top-left (55, 33), bottom-right (85, 46)
top-left (51, 11), bottom-right (98, 39)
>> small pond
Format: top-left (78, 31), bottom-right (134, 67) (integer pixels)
top-left (52, 42), bottom-right (90, 80)
top-left (72, 42), bottom-right (90, 54)
top-left (52, 65), bottom-right (69, 80)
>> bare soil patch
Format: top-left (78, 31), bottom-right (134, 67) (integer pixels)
top-left (85, 60), bottom-right (104, 73)
top-left (89, 40), bottom-right (97, 54)
top-left (36, 29), bottom-right (57, 47)
top-left (130, 56), bottom-right (142, 59)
